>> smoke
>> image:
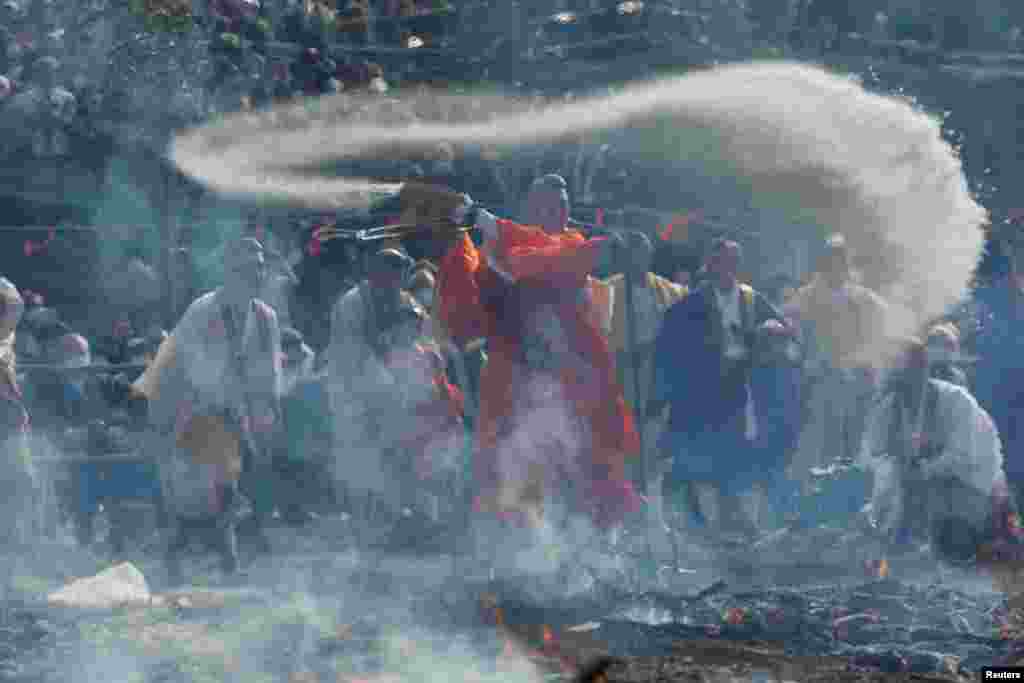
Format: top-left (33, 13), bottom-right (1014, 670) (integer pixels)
top-left (171, 61), bottom-right (987, 341)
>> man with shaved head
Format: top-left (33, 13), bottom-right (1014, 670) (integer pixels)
top-left (429, 173), bottom-right (639, 577)
top-left (859, 335), bottom-right (1018, 561)
top-left (650, 237), bottom-right (794, 542)
top-left (327, 246), bottom-right (464, 542)
top-left (135, 236), bottom-right (283, 584)
top-left (522, 173), bottom-right (572, 235)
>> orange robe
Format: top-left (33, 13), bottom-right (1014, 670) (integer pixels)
top-left (438, 220), bottom-right (641, 529)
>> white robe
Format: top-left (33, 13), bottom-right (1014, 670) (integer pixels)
top-left (137, 289), bottom-right (282, 520)
top-left (327, 284), bottom-right (431, 496)
top-left (859, 378), bottom-right (1006, 536)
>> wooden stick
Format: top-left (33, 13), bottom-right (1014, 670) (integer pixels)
top-left (621, 247), bottom-right (658, 574)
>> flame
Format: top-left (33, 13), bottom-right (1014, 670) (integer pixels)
top-left (543, 625), bottom-right (554, 645)
top-left (878, 558), bottom-right (890, 579)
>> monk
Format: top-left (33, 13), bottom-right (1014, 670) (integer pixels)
top-left (431, 174), bottom-right (641, 546)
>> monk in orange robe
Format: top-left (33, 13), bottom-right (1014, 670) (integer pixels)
top-left (433, 174), bottom-right (641, 531)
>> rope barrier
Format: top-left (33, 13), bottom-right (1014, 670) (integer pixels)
top-left (33, 452), bottom-right (154, 465)
top-left (18, 363), bottom-right (147, 375)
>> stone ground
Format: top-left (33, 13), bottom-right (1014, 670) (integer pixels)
top-left (0, 514), bottom-right (1018, 682)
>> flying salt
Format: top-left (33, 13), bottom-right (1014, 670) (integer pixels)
top-left (170, 60), bottom-right (987, 356)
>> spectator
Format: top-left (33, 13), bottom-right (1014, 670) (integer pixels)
top-left (366, 62), bottom-right (388, 94)
top-left (291, 46), bottom-right (337, 96)
top-left (326, 246), bottom-right (434, 531)
top-left (651, 241), bottom-right (700, 290)
top-left (337, 0), bottom-right (370, 45)
top-left (51, 331), bottom-right (91, 369)
top-left (15, 301), bottom-right (52, 362)
top-left (135, 237), bottom-right (282, 584)
top-left (9, 55), bottom-right (75, 158)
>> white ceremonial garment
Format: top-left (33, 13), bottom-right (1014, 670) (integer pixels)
top-left (859, 378), bottom-right (1006, 536)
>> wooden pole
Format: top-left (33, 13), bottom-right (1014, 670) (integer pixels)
top-left (159, 155), bottom-right (176, 330)
top-left (621, 235), bottom-right (658, 574)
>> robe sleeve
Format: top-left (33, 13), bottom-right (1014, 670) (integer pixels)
top-left (921, 386), bottom-right (1004, 496)
top-left (168, 296), bottom-right (204, 379)
top-left (650, 301), bottom-right (684, 407)
top-left (497, 219), bottom-right (605, 283)
top-left (248, 301), bottom-right (282, 401)
top-left (137, 334), bottom-right (187, 434)
top-left (142, 297), bottom-right (206, 433)
top-left (437, 234), bottom-right (492, 345)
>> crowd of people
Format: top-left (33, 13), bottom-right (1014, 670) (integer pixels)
top-left (0, 0), bottom-right (468, 167)
top-left (0, 165), bottom-right (1022, 587)
top-left (2, 1), bottom-right (1024, 585)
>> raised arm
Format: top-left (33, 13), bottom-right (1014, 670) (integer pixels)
top-left (437, 232), bottom-right (494, 347)
top-left (496, 218), bottom-right (605, 283)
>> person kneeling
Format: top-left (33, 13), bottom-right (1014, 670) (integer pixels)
top-left (859, 336), bottom-right (1017, 563)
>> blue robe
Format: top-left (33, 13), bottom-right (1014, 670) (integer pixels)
top-left (652, 281), bottom-right (783, 494)
top-left (970, 279), bottom-right (1024, 484)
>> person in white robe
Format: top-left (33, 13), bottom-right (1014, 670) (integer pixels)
top-left (859, 336), bottom-right (1012, 561)
top-left (327, 247), bottom-right (436, 533)
top-left (133, 237), bottom-right (282, 583)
